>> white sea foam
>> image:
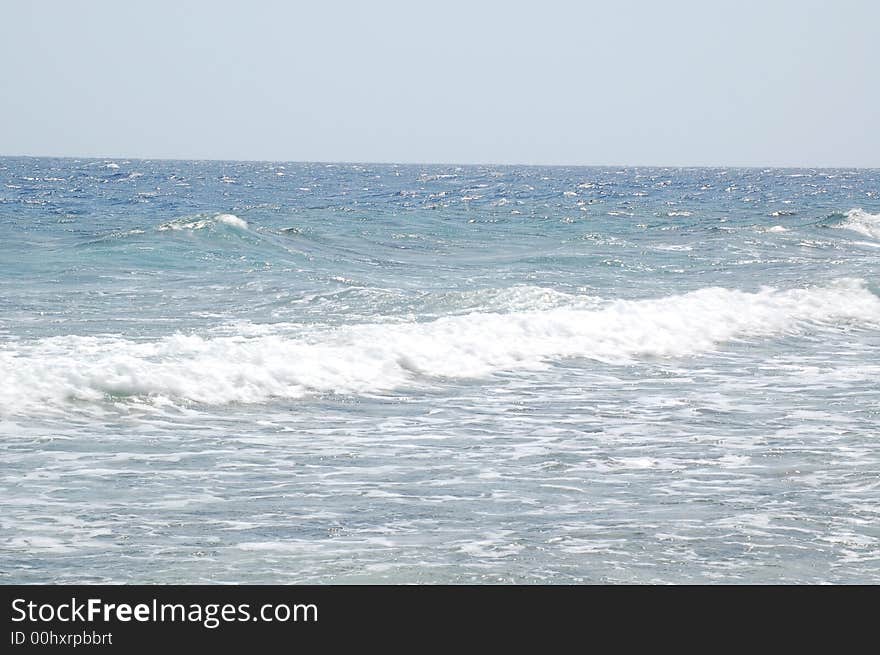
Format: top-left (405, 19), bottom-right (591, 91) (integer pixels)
top-left (652, 244), bottom-right (693, 251)
top-left (2, 279), bottom-right (878, 414)
top-left (216, 213), bottom-right (249, 229)
top-left (157, 213), bottom-right (248, 231)
top-left (838, 208), bottom-right (880, 239)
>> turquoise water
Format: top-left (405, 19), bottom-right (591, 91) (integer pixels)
top-left (2, 157), bottom-right (879, 583)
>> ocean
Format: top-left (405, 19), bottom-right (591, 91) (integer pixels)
top-left (1, 157), bottom-right (879, 583)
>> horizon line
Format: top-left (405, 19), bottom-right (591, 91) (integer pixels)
top-left (1, 152), bottom-right (878, 171)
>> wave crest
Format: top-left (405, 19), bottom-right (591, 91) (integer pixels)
top-left (838, 208), bottom-right (880, 239)
top-left (2, 279), bottom-right (878, 414)
top-left (157, 213), bottom-right (248, 232)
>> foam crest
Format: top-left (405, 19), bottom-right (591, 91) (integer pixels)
top-left (157, 213), bottom-right (248, 231)
top-left (838, 208), bottom-right (880, 239)
top-left (216, 213), bottom-right (249, 229)
top-left (2, 280), bottom-right (878, 413)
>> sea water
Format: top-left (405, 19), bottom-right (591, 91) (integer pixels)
top-left (1, 158), bottom-right (879, 583)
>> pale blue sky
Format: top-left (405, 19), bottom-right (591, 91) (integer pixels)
top-left (1, 1), bottom-right (877, 166)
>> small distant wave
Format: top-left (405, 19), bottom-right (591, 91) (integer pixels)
top-left (837, 208), bottom-right (880, 239)
top-left (158, 213), bottom-right (248, 232)
top-left (652, 244), bottom-right (693, 251)
top-left (754, 225), bottom-right (788, 234)
top-left (2, 279), bottom-right (878, 415)
top-left (216, 214), bottom-right (248, 229)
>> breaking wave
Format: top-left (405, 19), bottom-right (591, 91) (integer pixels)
top-left (157, 213), bottom-right (249, 231)
top-left (2, 279), bottom-right (879, 414)
top-left (836, 208), bottom-right (880, 239)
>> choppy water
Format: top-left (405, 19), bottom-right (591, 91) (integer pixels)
top-left (1, 157), bottom-right (879, 583)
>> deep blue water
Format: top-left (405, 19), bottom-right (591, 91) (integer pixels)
top-left (2, 157), bottom-right (879, 583)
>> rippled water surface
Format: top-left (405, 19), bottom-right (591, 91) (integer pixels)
top-left (1, 158), bottom-right (879, 583)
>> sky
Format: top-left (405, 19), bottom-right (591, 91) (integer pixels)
top-left (1, 0), bottom-right (877, 167)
